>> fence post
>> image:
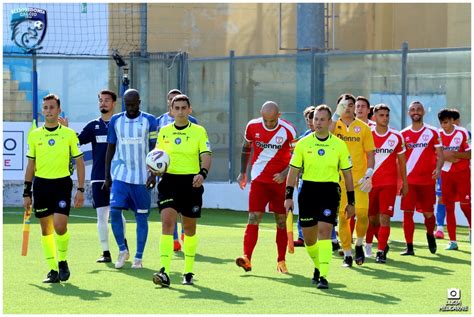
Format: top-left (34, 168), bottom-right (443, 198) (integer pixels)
top-left (401, 41), bottom-right (408, 128)
top-left (228, 50), bottom-right (235, 183)
top-left (32, 52), bottom-right (38, 123)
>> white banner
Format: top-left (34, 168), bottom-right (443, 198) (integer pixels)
top-left (3, 121), bottom-right (92, 180)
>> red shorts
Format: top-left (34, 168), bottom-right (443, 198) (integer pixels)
top-left (249, 180), bottom-right (286, 214)
top-left (368, 185), bottom-right (397, 217)
top-left (400, 184), bottom-right (435, 213)
top-left (441, 169), bottom-right (471, 204)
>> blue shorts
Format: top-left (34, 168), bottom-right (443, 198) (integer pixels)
top-left (436, 177), bottom-right (442, 197)
top-left (110, 180), bottom-right (151, 213)
top-left (91, 182), bottom-right (110, 208)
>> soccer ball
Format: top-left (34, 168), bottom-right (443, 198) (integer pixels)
top-left (33, 21), bottom-right (44, 31)
top-left (146, 149), bottom-right (170, 174)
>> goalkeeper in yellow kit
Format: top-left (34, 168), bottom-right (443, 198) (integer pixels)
top-left (329, 93), bottom-right (375, 267)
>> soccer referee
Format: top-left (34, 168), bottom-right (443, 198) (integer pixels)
top-left (284, 105), bottom-right (354, 289)
top-left (23, 94), bottom-right (85, 283)
top-left (152, 94), bottom-right (212, 287)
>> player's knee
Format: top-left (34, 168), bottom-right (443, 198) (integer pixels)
top-left (248, 212), bottom-right (262, 225)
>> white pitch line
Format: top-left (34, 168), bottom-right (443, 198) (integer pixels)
top-left (4, 211), bottom-right (471, 247)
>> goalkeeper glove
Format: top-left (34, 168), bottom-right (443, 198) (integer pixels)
top-left (332, 99), bottom-right (349, 121)
top-left (358, 168), bottom-right (374, 193)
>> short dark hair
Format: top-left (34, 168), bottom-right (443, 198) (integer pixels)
top-left (315, 104), bottom-right (332, 119)
top-left (450, 108), bottom-right (460, 121)
top-left (337, 93), bottom-right (356, 105)
top-left (438, 108), bottom-right (454, 121)
top-left (98, 89), bottom-right (117, 101)
top-left (303, 106), bottom-right (316, 119)
top-left (356, 96), bottom-right (370, 107)
top-left (171, 94), bottom-right (191, 107)
top-left (167, 89), bottom-right (183, 98)
top-left (43, 93), bottom-right (60, 107)
top-left (373, 103), bottom-right (391, 113)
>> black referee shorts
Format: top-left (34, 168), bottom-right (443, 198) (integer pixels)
top-left (157, 173), bottom-right (204, 218)
top-left (33, 176), bottom-right (73, 218)
top-left (298, 181), bottom-right (341, 227)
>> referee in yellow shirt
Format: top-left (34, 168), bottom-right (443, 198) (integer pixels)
top-left (152, 94), bottom-right (212, 287)
top-left (285, 105), bottom-right (355, 289)
top-left (23, 94), bottom-right (85, 283)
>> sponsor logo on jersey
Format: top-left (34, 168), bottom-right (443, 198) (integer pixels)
top-left (443, 145), bottom-right (460, 151)
top-left (406, 142), bottom-right (429, 149)
top-left (375, 148), bottom-right (394, 154)
top-left (255, 141), bottom-right (283, 150)
top-left (48, 139), bottom-right (55, 146)
top-left (337, 134), bottom-right (361, 142)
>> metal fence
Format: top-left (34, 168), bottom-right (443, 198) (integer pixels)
top-left (3, 45), bottom-right (471, 182)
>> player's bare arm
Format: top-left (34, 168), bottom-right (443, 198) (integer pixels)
top-left (444, 149), bottom-right (471, 161)
top-left (237, 140), bottom-right (252, 189)
top-left (284, 166), bottom-right (300, 212)
top-left (341, 169), bottom-right (355, 219)
top-left (273, 166), bottom-right (289, 184)
top-left (433, 146), bottom-right (444, 179)
top-left (104, 143), bottom-right (116, 190)
top-left (397, 152), bottom-right (409, 197)
top-left (193, 152), bottom-right (211, 188)
top-left (23, 159), bottom-right (35, 209)
top-left (74, 156), bottom-right (85, 208)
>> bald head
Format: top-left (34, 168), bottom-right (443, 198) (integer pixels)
top-left (260, 101), bottom-right (280, 129)
top-left (124, 89), bottom-right (140, 101)
top-left (123, 89), bottom-right (141, 118)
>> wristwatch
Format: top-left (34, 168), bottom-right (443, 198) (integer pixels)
top-left (77, 187), bottom-right (85, 193)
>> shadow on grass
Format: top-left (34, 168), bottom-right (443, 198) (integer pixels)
top-left (417, 253), bottom-right (471, 265)
top-left (153, 273), bottom-right (252, 305)
top-left (88, 265), bottom-right (159, 282)
top-left (240, 273), bottom-right (401, 305)
top-left (29, 283), bottom-right (112, 301)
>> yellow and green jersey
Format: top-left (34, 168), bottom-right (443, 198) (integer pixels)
top-left (290, 133), bottom-right (352, 183)
top-left (156, 122), bottom-right (212, 175)
top-left (26, 125), bottom-right (83, 179)
top-left (333, 118), bottom-right (375, 180)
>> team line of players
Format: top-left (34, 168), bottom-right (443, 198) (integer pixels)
top-left (24, 89), bottom-right (470, 289)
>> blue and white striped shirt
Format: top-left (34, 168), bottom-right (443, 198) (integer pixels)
top-left (107, 111), bottom-right (158, 185)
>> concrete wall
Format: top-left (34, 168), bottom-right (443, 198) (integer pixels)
top-left (4, 181), bottom-right (469, 226)
top-left (140, 3), bottom-right (470, 57)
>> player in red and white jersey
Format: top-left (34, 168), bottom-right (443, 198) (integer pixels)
top-left (356, 96), bottom-right (376, 127)
top-left (235, 101), bottom-right (296, 274)
top-left (366, 104), bottom-right (408, 263)
top-left (399, 101), bottom-right (444, 256)
top-left (437, 108), bottom-right (471, 250)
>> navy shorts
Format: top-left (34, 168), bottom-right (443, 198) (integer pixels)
top-left (158, 173), bottom-right (204, 218)
top-left (110, 180), bottom-right (151, 213)
top-left (91, 181), bottom-right (110, 208)
top-left (298, 181), bottom-right (341, 227)
top-left (33, 176), bottom-right (73, 218)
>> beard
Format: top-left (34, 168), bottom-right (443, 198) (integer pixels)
top-left (100, 108), bottom-right (110, 114)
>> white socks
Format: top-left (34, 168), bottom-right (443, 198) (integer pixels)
top-left (97, 206), bottom-right (126, 252)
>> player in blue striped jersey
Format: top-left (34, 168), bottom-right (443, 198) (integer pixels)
top-left (156, 89), bottom-right (198, 251)
top-left (105, 89), bottom-right (158, 269)
top-left (77, 90), bottom-right (128, 263)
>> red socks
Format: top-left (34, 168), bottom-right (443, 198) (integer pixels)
top-left (243, 224), bottom-right (259, 260)
top-left (424, 214), bottom-right (436, 235)
top-left (276, 227), bottom-right (288, 262)
top-left (378, 226), bottom-right (390, 251)
top-left (403, 212), bottom-right (415, 244)
top-left (460, 203), bottom-right (471, 228)
top-left (446, 203), bottom-right (457, 241)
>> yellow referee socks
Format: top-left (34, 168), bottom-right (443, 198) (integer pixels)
top-left (183, 234), bottom-right (198, 274)
top-left (56, 230), bottom-right (70, 261)
top-left (159, 234), bottom-right (173, 273)
top-left (305, 242), bottom-right (320, 270)
top-left (318, 239), bottom-right (332, 278)
top-left (41, 234), bottom-right (58, 271)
